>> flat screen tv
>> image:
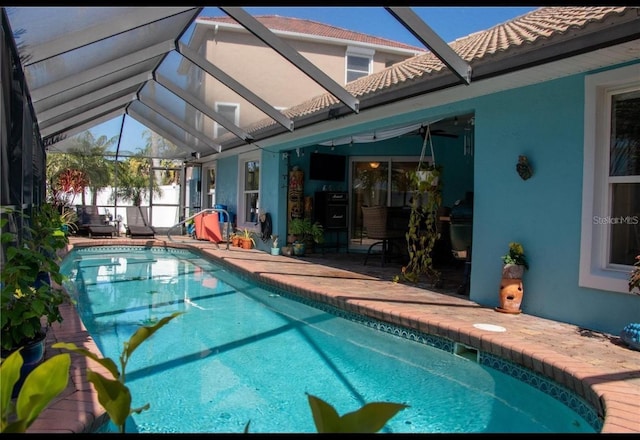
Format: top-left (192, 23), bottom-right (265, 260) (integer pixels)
top-left (309, 152), bottom-right (346, 182)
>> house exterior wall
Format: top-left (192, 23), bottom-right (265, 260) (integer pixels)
top-left (213, 60), bottom-right (639, 335)
top-left (199, 26), bottom-right (417, 136)
top-left (471, 74), bottom-right (638, 335)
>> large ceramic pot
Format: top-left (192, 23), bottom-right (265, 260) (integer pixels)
top-left (1, 331), bottom-right (47, 398)
top-left (620, 323), bottom-right (640, 351)
top-left (496, 278), bottom-right (523, 314)
top-left (292, 242), bottom-right (306, 256)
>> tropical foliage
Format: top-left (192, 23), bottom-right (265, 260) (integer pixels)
top-left (0, 205), bottom-right (67, 351)
top-left (501, 242), bottom-right (529, 269)
top-left (399, 165), bottom-right (442, 285)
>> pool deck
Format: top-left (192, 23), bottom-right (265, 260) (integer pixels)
top-left (27, 236), bottom-right (640, 433)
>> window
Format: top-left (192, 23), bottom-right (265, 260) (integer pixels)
top-left (580, 64), bottom-right (640, 293)
top-left (345, 46), bottom-right (373, 83)
top-left (237, 151), bottom-right (260, 229)
top-left (214, 103), bottom-right (239, 138)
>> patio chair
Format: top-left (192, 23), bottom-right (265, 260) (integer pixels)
top-left (125, 206), bottom-right (155, 238)
top-left (361, 205), bottom-right (406, 266)
top-left (76, 206), bottom-right (116, 238)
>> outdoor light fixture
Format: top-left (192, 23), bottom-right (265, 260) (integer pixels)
top-left (369, 162), bottom-right (380, 169)
top-left (191, 152), bottom-right (201, 159)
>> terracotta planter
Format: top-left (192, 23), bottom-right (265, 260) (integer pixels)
top-left (496, 278), bottom-right (523, 314)
top-left (240, 238), bottom-right (253, 249)
top-left (231, 236), bottom-right (241, 247)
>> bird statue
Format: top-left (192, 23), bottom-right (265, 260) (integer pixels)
top-left (516, 155), bottom-right (533, 180)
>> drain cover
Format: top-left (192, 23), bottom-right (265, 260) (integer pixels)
top-left (473, 323), bottom-right (506, 332)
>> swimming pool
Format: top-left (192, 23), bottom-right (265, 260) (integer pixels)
top-left (60, 246), bottom-right (598, 433)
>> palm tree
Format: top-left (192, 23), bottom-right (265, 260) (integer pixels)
top-left (112, 155), bottom-right (162, 207)
top-left (61, 132), bottom-right (117, 206)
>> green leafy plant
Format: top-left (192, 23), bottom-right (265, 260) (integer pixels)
top-left (271, 234), bottom-right (279, 248)
top-left (629, 254), bottom-right (640, 294)
top-left (501, 242), bottom-right (529, 269)
top-left (58, 208), bottom-right (78, 235)
top-left (1, 207), bottom-right (68, 352)
top-left (53, 312), bottom-right (183, 433)
top-left (0, 349), bottom-right (71, 433)
top-left (306, 393), bottom-right (408, 433)
top-left (238, 227), bottom-right (256, 247)
top-left (289, 218), bottom-right (324, 245)
top-left (400, 165), bottom-right (442, 285)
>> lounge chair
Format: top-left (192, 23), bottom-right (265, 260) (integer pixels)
top-left (125, 206), bottom-right (155, 238)
top-left (76, 206), bottom-right (116, 238)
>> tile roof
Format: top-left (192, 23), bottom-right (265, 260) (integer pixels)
top-left (221, 6), bottom-right (638, 139)
top-left (345, 6), bottom-right (634, 99)
top-left (198, 14), bottom-right (426, 53)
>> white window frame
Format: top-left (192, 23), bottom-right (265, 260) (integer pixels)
top-left (345, 46), bottom-right (373, 84)
top-left (236, 151), bottom-right (260, 231)
top-left (579, 63), bottom-right (640, 293)
top-left (214, 102), bottom-right (239, 138)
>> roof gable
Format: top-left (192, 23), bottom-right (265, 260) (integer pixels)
top-left (198, 14), bottom-right (426, 53)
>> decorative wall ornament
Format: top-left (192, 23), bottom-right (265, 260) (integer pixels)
top-left (516, 155), bottom-right (533, 180)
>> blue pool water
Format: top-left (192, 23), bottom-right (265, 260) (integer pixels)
top-left (60, 246), bottom-right (598, 433)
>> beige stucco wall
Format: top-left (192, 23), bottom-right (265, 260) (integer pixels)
top-left (199, 27), bottom-right (416, 138)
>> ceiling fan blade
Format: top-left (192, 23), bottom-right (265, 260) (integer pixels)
top-left (432, 132), bottom-right (459, 138)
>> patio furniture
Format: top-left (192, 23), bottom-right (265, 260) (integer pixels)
top-left (361, 205), bottom-right (406, 266)
top-left (76, 206), bottom-right (116, 238)
top-left (125, 206), bottom-right (155, 238)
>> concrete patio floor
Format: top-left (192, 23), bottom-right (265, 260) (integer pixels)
top-left (27, 235), bottom-right (640, 433)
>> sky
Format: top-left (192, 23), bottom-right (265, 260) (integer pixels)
top-left (92, 6), bottom-right (538, 154)
top-left (238, 7), bottom-right (538, 46)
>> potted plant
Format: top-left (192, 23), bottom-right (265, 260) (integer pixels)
top-left (496, 242), bottom-right (528, 314)
top-left (501, 241), bottom-right (529, 279)
top-left (270, 234), bottom-right (280, 255)
top-left (288, 218), bottom-right (324, 256)
top-left (238, 227), bottom-right (256, 249)
top-left (58, 207), bottom-right (78, 236)
top-left (1, 206), bottom-right (68, 397)
top-left (399, 165), bottom-right (442, 285)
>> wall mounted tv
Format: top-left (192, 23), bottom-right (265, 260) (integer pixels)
top-left (309, 152), bottom-right (346, 182)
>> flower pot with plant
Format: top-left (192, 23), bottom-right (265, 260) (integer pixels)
top-left (270, 235), bottom-right (280, 255)
top-left (396, 125), bottom-right (443, 287)
top-left (496, 242), bottom-right (528, 314)
top-left (238, 228), bottom-right (256, 249)
top-left (288, 218), bottom-right (324, 256)
top-left (1, 205), bottom-right (68, 397)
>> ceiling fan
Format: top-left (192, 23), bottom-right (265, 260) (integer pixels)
top-left (399, 125), bottom-right (459, 139)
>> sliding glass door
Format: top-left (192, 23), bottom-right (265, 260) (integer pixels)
top-left (349, 156), bottom-right (425, 250)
